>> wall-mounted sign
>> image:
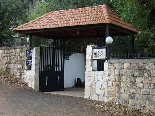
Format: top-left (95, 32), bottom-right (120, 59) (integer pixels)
top-left (93, 47), bottom-right (106, 59)
top-left (26, 50), bottom-right (33, 57)
top-left (26, 50), bottom-right (33, 66)
top-left (26, 59), bottom-right (32, 66)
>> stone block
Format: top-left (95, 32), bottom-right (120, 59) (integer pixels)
top-left (138, 63), bottom-right (146, 70)
top-left (144, 83), bottom-right (150, 88)
top-left (109, 69), bottom-right (115, 76)
top-left (98, 71), bottom-right (104, 76)
top-left (101, 82), bottom-right (107, 89)
top-left (109, 63), bottom-right (114, 69)
top-left (128, 63), bottom-right (136, 69)
top-left (146, 63), bottom-right (154, 70)
top-left (90, 76), bottom-right (95, 84)
top-left (124, 63), bottom-right (130, 69)
top-left (108, 87), bottom-right (116, 92)
top-left (116, 63), bottom-right (123, 69)
top-left (150, 84), bottom-right (155, 88)
top-left (120, 88), bottom-right (125, 93)
top-left (108, 97), bottom-right (114, 101)
top-left (142, 95), bottom-right (152, 101)
top-left (121, 76), bottom-right (126, 82)
top-left (85, 66), bottom-right (92, 71)
top-left (126, 70), bottom-right (134, 77)
top-left (136, 77), bottom-right (143, 83)
top-left (108, 81), bottom-right (112, 87)
top-left (85, 86), bottom-right (91, 98)
top-left (134, 70), bottom-right (144, 77)
top-left (129, 99), bottom-right (136, 108)
top-left (120, 69), bottom-right (127, 76)
top-left (141, 89), bottom-right (150, 94)
top-left (108, 75), bottom-right (115, 81)
top-left (144, 70), bottom-right (151, 77)
top-left (98, 94), bottom-right (104, 101)
top-left (135, 94), bottom-right (142, 100)
top-left (151, 70), bottom-right (155, 76)
top-left (86, 59), bottom-right (92, 66)
top-left (137, 83), bottom-right (144, 88)
top-left (136, 100), bottom-right (146, 108)
top-left (129, 94), bottom-right (136, 99)
top-left (91, 94), bottom-right (98, 101)
top-left (130, 89), bottom-right (137, 93)
top-left (121, 93), bottom-right (128, 99)
top-left (104, 61), bottom-right (108, 71)
top-left (96, 89), bottom-right (104, 97)
top-left (108, 92), bottom-right (115, 97)
top-left (124, 88), bottom-right (130, 93)
top-left (150, 89), bottom-right (155, 95)
top-left (96, 81), bottom-right (102, 89)
top-left (115, 69), bottom-right (120, 76)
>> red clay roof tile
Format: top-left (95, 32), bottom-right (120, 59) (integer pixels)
top-left (13, 4), bottom-right (138, 33)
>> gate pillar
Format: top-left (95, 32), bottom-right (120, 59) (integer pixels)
top-left (84, 45), bottom-right (109, 102)
top-left (24, 47), bottom-right (40, 91)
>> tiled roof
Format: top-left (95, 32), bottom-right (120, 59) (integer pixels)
top-left (13, 4), bottom-right (138, 33)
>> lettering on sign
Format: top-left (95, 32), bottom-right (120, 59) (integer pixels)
top-left (26, 50), bottom-right (33, 66)
top-left (26, 59), bottom-right (32, 66)
top-left (93, 48), bottom-right (106, 59)
top-left (26, 50), bottom-right (33, 57)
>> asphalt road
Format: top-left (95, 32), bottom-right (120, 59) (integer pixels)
top-left (0, 82), bottom-right (106, 116)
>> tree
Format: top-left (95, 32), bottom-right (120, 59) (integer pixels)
top-left (111, 0), bottom-right (155, 52)
top-left (0, 0), bottom-right (27, 46)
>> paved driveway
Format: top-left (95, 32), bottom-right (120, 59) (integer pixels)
top-left (0, 82), bottom-right (105, 116)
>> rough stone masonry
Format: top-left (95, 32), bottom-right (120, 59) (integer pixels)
top-left (85, 45), bottom-right (155, 113)
top-left (0, 46), bottom-right (27, 79)
top-left (0, 46), bottom-right (40, 91)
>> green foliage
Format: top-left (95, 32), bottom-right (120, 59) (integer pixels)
top-left (0, 0), bottom-right (28, 46)
top-left (0, 70), bottom-right (8, 75)
top-left (111, 0), bottom-right (155, 52)
top-left (27, 0), bottom-right (50, 21)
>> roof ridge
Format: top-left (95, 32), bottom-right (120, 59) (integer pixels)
top-left (101, 4), bottom-right (111, 23)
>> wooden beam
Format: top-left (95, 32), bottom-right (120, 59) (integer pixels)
top-left (109, 24), bottom-right (137, 35)
top-left (79, 29), bottom-right (85, 37)
top-left (95, 28), bottom-right (101, 36)
top-left (63, 30), bottom-right (70, 38)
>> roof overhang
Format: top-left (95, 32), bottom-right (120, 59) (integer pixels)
top-left (13, 4), bottom-right (138, 39)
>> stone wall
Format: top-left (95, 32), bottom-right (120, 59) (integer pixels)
top-left (0, 46), bottom-right (40, 91)
top-left (85, 45), bottom-right (155, 112)
top-left (108, 59), bottom-right (155, 112)
top-left (0, 46), bottom-right (27, 78)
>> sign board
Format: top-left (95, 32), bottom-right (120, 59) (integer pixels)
top-left (26, 50), bottom-right (33, 57)
top-left (26, 50), bottom-right (33, 66)
top-left (26, 59), bottom-right (32, 66)
top-left (93, 48), bottom-right (106, 59)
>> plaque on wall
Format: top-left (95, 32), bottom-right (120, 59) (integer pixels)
top-left (26, 50), bottom-right (33, 57)
top-left (93, 48), bottom-right (106, 59)
top-left (26, 50), bottom-right (33, 67)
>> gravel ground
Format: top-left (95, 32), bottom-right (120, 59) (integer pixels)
top-left (0, 82), bottom-right (106, 116)
top-left (0, 76), bottom-right (154, 116)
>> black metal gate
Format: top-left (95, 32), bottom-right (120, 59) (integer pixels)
top-left (39, 39), bottom-right (65, 92)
